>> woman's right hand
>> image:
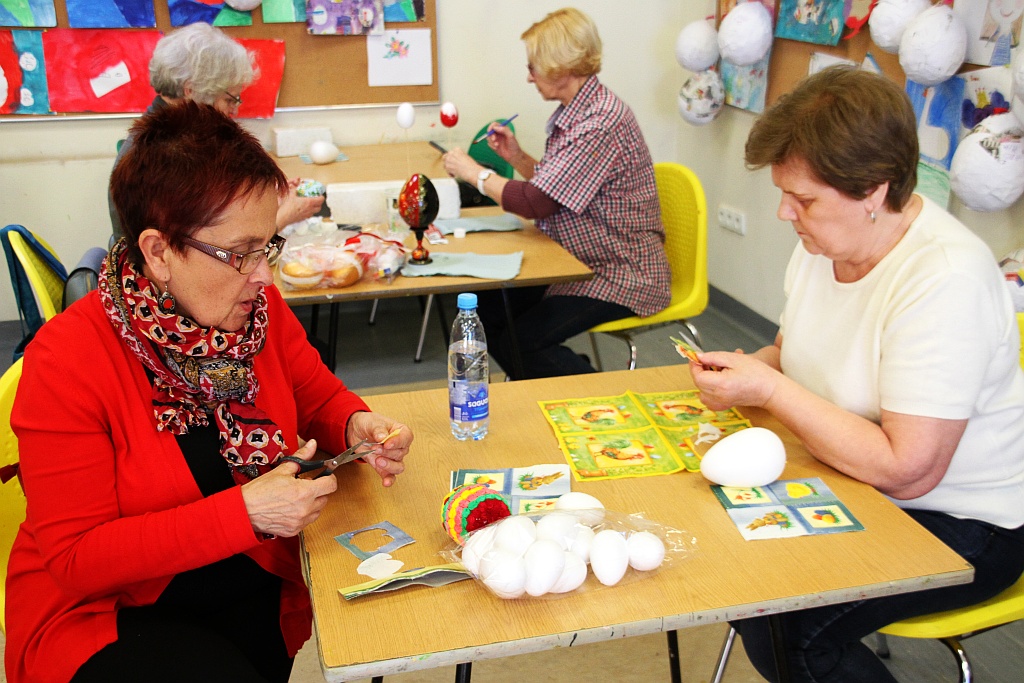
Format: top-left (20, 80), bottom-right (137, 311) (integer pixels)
top-left (689, 351), bottom-right (781, 411)
top-left (487, 123), bottom-right (522, 162)
top-left (240, 439), bottom-right (337, 537)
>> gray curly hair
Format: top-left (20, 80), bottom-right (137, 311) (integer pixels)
top-left (149, 23), bottom-right (256, 105)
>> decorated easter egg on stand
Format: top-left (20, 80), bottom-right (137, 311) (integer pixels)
top-left (440, 484), bottom-right (512, 545)
top-left (440, 101), bottom-right (459, 128)
top-left (398, 173), bottom-right (440, 264)
top-left (677, 69), bottom-right (724, 126)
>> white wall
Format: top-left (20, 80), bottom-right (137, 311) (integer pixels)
top-left (2, 0), bottom-right (1022, 328)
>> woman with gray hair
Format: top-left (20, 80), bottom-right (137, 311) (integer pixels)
top-left (109, 23), bottom-right (322, 239)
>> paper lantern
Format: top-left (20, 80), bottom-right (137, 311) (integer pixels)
top-left (950, 113), bottom-right (1024, 212)
top-left (674, 19), bottom-right (719, 73)
top-left (718, 2), bottom-right (773, 67)
top-left (225, 0), bottom-right (262, 9)
top-left (677, 70), bottom-right (725, 126)
top-left (868, 0), bottom-right (931, 54)
top-left (899, 5), bottom-right (967, 87)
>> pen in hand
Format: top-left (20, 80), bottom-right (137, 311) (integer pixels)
top-left (473, 114), bottom-right (519, 144)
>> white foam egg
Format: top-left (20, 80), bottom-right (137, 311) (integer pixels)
top-left (396, 101), bottom-right (415, 129)
top-left (627, 531), bottom-right (666, 571)
top-left (589, 530), bottom-right (629, 587)
top-left (700, 427), bottom-right (786, 488)
top-left (569, 525), bottom-right (595, 564)
top-left (554, 491), bottom-right (605, 525)
top-left (480, 550), bottom-right (526, 599)
top-left (461, 524), bottom-right (497, 576)
top-left (493, 515), bottom-right (537, 558)
top-left (550, 551), bottom-right (588, 594)
top-left (523, 539), bottom-right (566, 597)
top-left (308, 140), bottom-right (339, 165)
top-left (536, 512), bottom-right (583, 550)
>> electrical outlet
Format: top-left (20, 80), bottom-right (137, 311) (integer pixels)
top-left (717, 204), bottom-right (747, 236)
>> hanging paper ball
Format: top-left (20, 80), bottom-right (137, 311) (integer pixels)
top-left (674, 19), bottom-right (719, 73)
top-left (898, 5), bottom-right (967, 87)
top-left (441, 484), bottom-right (512, 545)
top-left (1014, 52), bottom-right (1024, 104)
top-left (308, 140), bottom-right (339, 165)
top-left (225, 0), bottom-right (262, 10)
top-left (718, 2), bottom-right (773, 67)
top-left (869, 0), bottom-right (931, 54)
top-left (950, 113), bottom-right (1024, 212)
top-left (677, 69), bottom-right (725, 126)
top-left (398, 173), bottom-right (439, 228)
top-left (396, 101), bottom-right (415, 129)
top-left (440, 101), bottom-right (459, 128)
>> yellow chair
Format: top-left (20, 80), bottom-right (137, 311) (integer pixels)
top-left (0, 358), bottom-right (27, 635)
top-left (588, 162), bottom-right (708, 370)
top-left (7, 230), bottom-right (66, 321)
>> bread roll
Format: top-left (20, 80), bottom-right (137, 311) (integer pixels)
top-left (327, 263), bottom-right (361, 288)
top-left (282, 261), bottom-right (320, 278)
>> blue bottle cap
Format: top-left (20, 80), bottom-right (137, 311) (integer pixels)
top-left (457, 293), bottom-right (478, 310)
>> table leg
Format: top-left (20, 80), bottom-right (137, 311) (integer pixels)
top-left (454, 662), bottom-right (472, 683)
top-left (327, 303), bottom-right (340, 372)
top-left (309, 304), bottom-right (321, 337)
top-left (768, 613), bottom-right (792, 682)
top-left (500, 289), bottom-right (524, 380)
top-left (371, 678), bottom-right (383, 683)
top-left (666, 630), bottom-right (682, 683)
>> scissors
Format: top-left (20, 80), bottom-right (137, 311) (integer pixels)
top-left (279, 428), bottom-right (402, 479)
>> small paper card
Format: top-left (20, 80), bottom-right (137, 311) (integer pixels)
top-left (340, 563), bottom-right (471, 600)
top-left (711, 478), bottom-right (864, 541)
top-left (450, 464), bottom-right (570, 513)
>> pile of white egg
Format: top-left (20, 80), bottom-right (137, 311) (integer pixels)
top-left (460, 492), bottom-right (666, 599)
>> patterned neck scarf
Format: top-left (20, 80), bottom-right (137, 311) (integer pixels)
top-left (98, 239), bottom-right (285, 485)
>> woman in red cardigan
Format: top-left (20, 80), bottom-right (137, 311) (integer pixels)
top-left (5, 102), bottom-right (413, 683)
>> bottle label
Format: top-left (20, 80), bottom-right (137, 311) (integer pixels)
top-left (449, 380), bottom-right (489, 422)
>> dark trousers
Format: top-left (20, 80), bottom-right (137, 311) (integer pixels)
top-left (734, 509), bottom-right (1024, 683)
top-left (475, 286), bottom-right (632, 380)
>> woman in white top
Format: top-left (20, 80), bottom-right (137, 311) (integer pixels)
top-left (691, 66), bottom-right (1024, 683)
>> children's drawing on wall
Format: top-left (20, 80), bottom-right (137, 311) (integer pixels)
top-left (366, 28), bottom-right (431, 86)
top-left (0, 29), bottom-right (49, 114)
top-left (720, 0), bottom-right (776, 114)
top-left (235, 38), bottom-right (285, 119)
top-left (959, 65), bottom-right (1013, 135)
top-left (956, 0), bottom-right (1024, 66)
top-left (775, 0), bottom-right (847, 46)
top-left (66, 0), bottom-right (156, 28)
top-left (308, 0), bottom-right (385, 36)
top-left (907, 77), bottom-right (965, 209)
top-left (262, 0), bottom-right (306, 23)
top-left (0, 0), bottom-right (55, 27)
top-left (383, 0), bottom-right (424, 22)
top-left (169, 1), bottom-right (253, 27)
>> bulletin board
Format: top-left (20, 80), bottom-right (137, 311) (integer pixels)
top-left (1, 0), bottom-right (438, 119)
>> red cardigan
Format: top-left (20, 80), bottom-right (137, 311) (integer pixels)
top-left (5, 286), bottom-right (368, 683)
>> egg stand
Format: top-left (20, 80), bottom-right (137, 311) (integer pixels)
top-left (408, 225), bottom-right (433, 265)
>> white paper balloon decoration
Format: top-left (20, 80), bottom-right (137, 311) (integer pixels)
top-left (868, 0), bottom-right (931, 54)
top-left (718, 2), bottom-right (773, 67)
top-left (898, 5), bottom-right (967, 87)
top-left (225, 0), bottom-right (263, 10)
top-left (674, 19), bottom-right (719, 73)
top-left (677, 70), bottom-right (725, 126)
top-left (950, 113), bottom-right (1024, 212)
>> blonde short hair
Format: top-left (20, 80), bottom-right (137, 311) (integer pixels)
top-left (149, 22), bottom-right (255, 105)
top-left (521, 8), bottom-right (601, 79)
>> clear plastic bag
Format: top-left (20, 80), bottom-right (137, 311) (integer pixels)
top-left (278, 232), bottom-right (407, 290)
top-left (439, 508), bottom-right (697, 600)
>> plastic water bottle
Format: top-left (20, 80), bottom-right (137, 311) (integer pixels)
top-left (449, 293), bottom-right (489, 440)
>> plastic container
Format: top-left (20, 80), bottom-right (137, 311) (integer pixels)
top-left (449, 293), bottom-right (489, 440)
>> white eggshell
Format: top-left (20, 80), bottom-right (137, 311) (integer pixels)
top-left (493, 515), bottom-right (537, 558)
top-left (569, 525), bottom-right (594, 564)
top-left (461, 524), bottom-right (498, 576)
top-left (553, 491), bottom-right (605, 525)
top-left (869, 0), bottom-right (931, 54)
top-left (589, 530), bottom-right (629, 587)
top-left (674, 19), bottom-right (719, 72)
top-left (308, 140), bottom-right (339, 165)
top-left (480, 550), bottom-right (526, 599)
top-left (523, 539), bottom-right (566, 597)
top-left (550, 551), bottom-right (588, 594)
top-left (898, 5), bottom-right (966, 87)
top-left (718, 2), bottom-right (772, 66)
top-left (396, 102), bottom-right (416, 129)
top-left (627, 531), bottom-right (666, 571)
top-left (700, 427), bottom-right (786, 488)
top-left (950, 113), bottom-right (1024, 212)
top-left (536, 512), bottom-right (583, 550)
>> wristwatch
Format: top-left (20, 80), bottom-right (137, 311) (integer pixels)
top-left (477, 169), bottom-right (494, 194)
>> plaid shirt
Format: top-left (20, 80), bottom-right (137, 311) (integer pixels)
top-left (530, 77), bottom-right (670, 317)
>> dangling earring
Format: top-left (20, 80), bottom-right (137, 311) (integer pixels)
top-left (157, 283), bottom-right (176, 315)
top-left (870, 210), bottom-right (877, 223)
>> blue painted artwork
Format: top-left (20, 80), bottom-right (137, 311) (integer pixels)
top-left (0, 29), bottom-right (49, 114)
top-left (775, 0), bottom-right (846, 46)
top-left (0, 0), bottom-right (56, 28)
top-left (66, 0), bottom-right (156, 28)
top-left (907, 78), bottom-right (965, 172)
top-left (263, 0), bottom-right (305, 23)
top-left (168, 0), bottom-right (252, 27)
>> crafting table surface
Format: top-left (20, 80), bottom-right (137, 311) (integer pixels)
top-left (276, 140), bottom-right (449, 186)
top-left (301, 366), bottom-right (972, 681)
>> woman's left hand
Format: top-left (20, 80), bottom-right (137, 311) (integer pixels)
top-left (689, 350), bottom-right (780, 411)
top-left (346, 411), bottom-right (413, 487)
top-left (276, 177), bottom-right (324, 228)
top-left (442, 148), bottom-right (481, 185)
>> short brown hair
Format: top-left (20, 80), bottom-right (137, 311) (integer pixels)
top-left (745, 66), bottom-right (918, 212)
top-left (111, 101), bottom-right (286, 266)
top-left (521, 7), bottom-right (601, 79)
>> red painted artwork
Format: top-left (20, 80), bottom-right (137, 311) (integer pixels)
top-left (235, 38), bottom-right (285, 119)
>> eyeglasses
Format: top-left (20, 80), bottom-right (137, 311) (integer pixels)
top-left (223, 91), bottom-right (243, 107)
top-left (527, 63), bottom-right (536, 75)
top-left (181, 234), bottom-right (285, 275)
